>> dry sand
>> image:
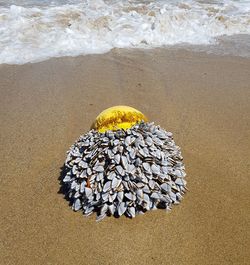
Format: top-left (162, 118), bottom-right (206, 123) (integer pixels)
top-left (0, 49), bottom-right (250, 265)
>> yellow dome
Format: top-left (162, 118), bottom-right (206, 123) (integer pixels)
top-left (91, 106), bottom-right (148, 133)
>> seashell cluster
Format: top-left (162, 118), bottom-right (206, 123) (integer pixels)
top-left (62, 122), bottom-right (187, 221)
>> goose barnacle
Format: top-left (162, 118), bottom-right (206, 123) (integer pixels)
top-left (61, 106), bottom-right (187, 221)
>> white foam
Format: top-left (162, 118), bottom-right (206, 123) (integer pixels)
top-left (0, 0), bottom-right (250, 64)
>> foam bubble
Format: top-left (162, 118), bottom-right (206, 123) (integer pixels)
top-left (0, 0), bottom-right (250, 64)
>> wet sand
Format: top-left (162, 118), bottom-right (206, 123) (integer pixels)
top-left (0, 49), bottom-right (250, 265)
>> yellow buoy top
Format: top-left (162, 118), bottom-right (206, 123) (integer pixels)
top-left (91, 105), bottom-right (148, 133)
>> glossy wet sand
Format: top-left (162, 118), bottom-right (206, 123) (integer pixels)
top-left (0, 49), bottom-right (249, 265)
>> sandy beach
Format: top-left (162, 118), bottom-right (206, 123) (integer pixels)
top-left (0, 49), bottom-right (250, 265)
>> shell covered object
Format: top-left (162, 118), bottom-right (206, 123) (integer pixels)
top-left (62, 106), bottom-right (187, 221)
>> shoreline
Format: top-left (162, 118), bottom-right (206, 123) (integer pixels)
top-left (1, 35), bottom-right (250, 66)
top-left (0, 49), bottom-right (250, 265)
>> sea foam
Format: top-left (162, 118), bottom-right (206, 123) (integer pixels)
top-left (0, 0), bottom-right (250, 64)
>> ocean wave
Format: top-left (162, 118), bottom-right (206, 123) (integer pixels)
top-left (0, 0), bottom-right (250, 64)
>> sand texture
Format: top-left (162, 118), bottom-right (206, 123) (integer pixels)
top-left (0, 49), bottom-right (250, 265)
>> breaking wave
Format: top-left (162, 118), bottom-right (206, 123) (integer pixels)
top-left (0, 0), bottom-right (250, 64)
